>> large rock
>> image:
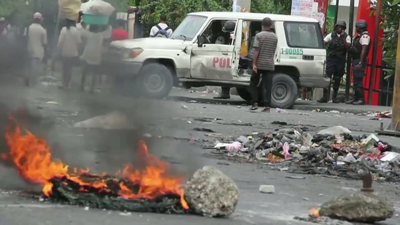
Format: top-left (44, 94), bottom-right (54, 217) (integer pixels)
top-left (319, 192), bottom-right (394, 223)
top-left (184, 166), bottom-right (239, 217)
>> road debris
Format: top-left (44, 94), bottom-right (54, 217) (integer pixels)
top-left (210, 125), bottom-right (400, 182)
top-left (318, 174), bottom-right (394, 223)
top-left (271, 121), bottom-right (288, 125)
top-left (194, 128), bottom-right (215, 133)
top-left (259, 185), bottom-right (275, 194)
top-left (74, 111), bottom-right (130, 130)
top-left (184, 166), bottom-right (239, 217)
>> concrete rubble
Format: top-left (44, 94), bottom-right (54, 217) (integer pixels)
top-left (184, 166), bottom-right (239, 217)
top-left (319, 192), bottom-right (394, 223)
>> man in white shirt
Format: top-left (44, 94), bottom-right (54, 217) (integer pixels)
top-left (25, 12), bottom-right (47, 86)
top-left (317, 20), bottom-right (351, 103)
top-left (149, 14), bottom-right (173, 38)
top-left (347, 19), bottom-right (371, 105)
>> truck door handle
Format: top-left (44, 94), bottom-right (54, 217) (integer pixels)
top-left (302, 55), bottom-right (314, 60)
top-left (222, 53), bottom-right (228, 55)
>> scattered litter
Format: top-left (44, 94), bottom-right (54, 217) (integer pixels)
top-left (302, 197), bottom-right (310, 201)
top-left (143, 133), bottom-right (152, 138)
top-left (187, 100), bottom-right (197, 103)
top-left (206, 133), bottom-right (222, 138)
top-left (119, 212), bottom-right (132, 216)
top-left (210, 125), bottom-right (400, 182)
top-left (194, 128), bottom-right (215, 133)
top-left (181, 104), bottom-right (188, 109)
top-left (276, 108), bottom-right (287, 113)
top-left (84, 206), bottom-right (89, 210)
top-left (271, 121), bottom-right (287, 125)
top-left (259, 185), bottom-right (275, 194)
top-left (46, 101), bottom-right (59, 104)
top-left (378, 110), bottom-right (392, 118)
top-left (286, 176), bottom-right (306, 179)
top-left (187, 121), bottom-right (192, 124)
top-left (217, 162), bottom-right (230, 166)
top-left (217, 122), bottom-right (252, 126)
top-left (317, 126), bottom-right (351, 136)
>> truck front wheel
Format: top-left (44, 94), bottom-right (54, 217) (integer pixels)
top-left (137, 63), bottom-right (174, 99)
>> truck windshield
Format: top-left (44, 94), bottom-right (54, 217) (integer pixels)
top-left (170, 15), bottom-right (207, 41)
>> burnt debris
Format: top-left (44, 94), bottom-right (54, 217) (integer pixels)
top-left (48, 174), bottom-right (189, 214)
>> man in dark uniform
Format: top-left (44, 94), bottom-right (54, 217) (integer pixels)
top-left (213, 20), bottom-right (236, 99)
top-left (318, 20), bottom-right (350, 103)
top-left (347, 19), bottom-right (371, 105)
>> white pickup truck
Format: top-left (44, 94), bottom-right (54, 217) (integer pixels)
top-left (102, 11), bottom-right (329, 108)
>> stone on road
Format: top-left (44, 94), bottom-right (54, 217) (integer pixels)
top-left (319, 192), bottom-right (395, 223)
top-left (184, 166), bottom-right (239, 217)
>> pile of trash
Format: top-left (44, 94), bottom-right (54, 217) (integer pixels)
top-left (213, 126), bottom-right (400, 182)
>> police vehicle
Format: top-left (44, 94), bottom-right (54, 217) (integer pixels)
top-left (102, 11), bottom-right (329, 109)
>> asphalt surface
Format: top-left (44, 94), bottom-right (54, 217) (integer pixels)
top-left (0, 78), bottom-right (399, 225)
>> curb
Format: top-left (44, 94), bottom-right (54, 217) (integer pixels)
top-left (292, 104), bottom-right (390, 114)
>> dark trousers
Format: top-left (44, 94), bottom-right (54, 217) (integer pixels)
top-left (326, 57), bottom-right (346, 91)
top-left (81, 62), bottom-right (100, 92)
top-left (351, 59), bottom-right (367, 101)
top-left (61, 57), bottom-right (78, 87)
top-left (250, 70), bottom-right (273, 106)
top-left (220, 86), bottom-right (231, 96)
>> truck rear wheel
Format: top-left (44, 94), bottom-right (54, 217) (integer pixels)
top-left (236, 73), bottom-right (297, 109)
top-left (137, 63), bottom-right (174, 99)
top-left (271, 73), bottom-right (297, 109)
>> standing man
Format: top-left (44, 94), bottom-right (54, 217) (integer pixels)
top-left (347, 19), bottom-right (370, 105)
top-left (150, 14), bottom-right (173, 38)
top-left (249, 17), bottom-right (278, 112)
top-left (25, 12), bottom-right (47, 86)
top-left (317, 21), bottom-right (351, 103)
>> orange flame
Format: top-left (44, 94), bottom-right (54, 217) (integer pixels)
top-left (308, 207), bottom-right (320, 217)
top-left (2, 123), bottom-right (188, 209)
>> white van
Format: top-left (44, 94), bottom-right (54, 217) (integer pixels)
top-left (102, 12), bottom-right (329, 108)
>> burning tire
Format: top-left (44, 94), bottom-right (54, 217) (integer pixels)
top-left (137, 63), bottom-right (174, 99)
top-left (2, 120), bottom-right (239, 217)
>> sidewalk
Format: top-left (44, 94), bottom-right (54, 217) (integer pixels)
top-left (169, 88), bottom-right (391, 114)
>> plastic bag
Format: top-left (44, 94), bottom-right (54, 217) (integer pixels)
top-left (59, 0), bottom-right (81, 21)
top-left (317, 126), bottom-right (351, 136)
top-left (81, 0), bottom-right (115, 16)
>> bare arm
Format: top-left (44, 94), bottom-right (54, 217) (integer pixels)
top-left (340, 34), bottom-right (350, 50)
top-left (360, 45), bottom-right (368, 63)
top-left (252, 35), bottom-right (260, 67)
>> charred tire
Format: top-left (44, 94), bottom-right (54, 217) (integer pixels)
top-left (271, 73), bottom-right (297, 109)
top-left (137, 63), bottom-right (174, 99)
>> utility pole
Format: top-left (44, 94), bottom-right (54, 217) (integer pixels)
top-left (345, 0), bottom-right (355, 101)
top-left (377, 18), bottom-right (400, 135)
top-left (390, 18), bottom-right (400, 131)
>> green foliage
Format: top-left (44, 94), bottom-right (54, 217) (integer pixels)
top-left (368, 0), bottom-right (399, 78)
top-left (325, 16), bottom-right (334, 34)
top-left (130, 0), bottom-right (291, 33)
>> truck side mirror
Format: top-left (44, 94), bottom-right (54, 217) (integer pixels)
top-left (197, 35), bottom-right (205, 47)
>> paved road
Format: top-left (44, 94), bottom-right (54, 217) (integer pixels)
top-left (0, 80), bottom-right (399, 225)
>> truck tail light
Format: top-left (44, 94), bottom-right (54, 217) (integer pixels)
top-left (128, 48), bottom-right (143, 59)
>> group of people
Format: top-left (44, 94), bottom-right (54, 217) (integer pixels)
top-left (318, 19), bottom-right (371, 105)
top-left (3, 11), bottom-right (370, 106)
top-left (21, 12), bottom-right (131, 91)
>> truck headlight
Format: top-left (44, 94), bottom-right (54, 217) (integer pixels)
top-left (128, 48), bottom-right (143, 59)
